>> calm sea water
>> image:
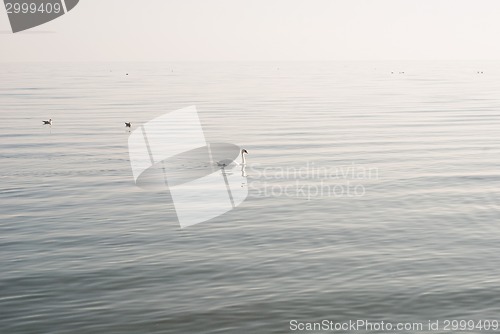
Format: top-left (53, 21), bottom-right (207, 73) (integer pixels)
top-left (2, 62), bottom-right (500, 333)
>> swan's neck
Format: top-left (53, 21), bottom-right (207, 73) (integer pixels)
top-left (241, 153), bottom-right (246, 165)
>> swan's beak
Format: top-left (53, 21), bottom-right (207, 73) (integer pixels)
top-left (243, 149), bottom-right (248, 154)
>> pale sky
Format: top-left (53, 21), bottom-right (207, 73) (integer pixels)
top-left (1, 0), bottom-right (500, 62)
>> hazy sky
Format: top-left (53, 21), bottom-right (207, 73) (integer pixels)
top-left (1, 0), bottom-right (500, 62)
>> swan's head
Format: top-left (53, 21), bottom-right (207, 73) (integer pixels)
top-left (242, 149), bottom-right (248, 155)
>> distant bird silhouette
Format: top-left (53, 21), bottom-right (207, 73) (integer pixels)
top-left (42, 119), bottom-right (52, 125)
top-left (125, 122), bottom-right (131, 128)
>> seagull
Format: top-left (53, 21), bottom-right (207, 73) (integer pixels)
top-left (42, 119), bottom-right (52, 125)
top-left (125, 122), bottom-right (131, 128)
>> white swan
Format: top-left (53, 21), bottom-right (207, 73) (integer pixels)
top-left (241, 149), bottom-right (248, 165)
top-left (217, 149), bottom-right (248, 167)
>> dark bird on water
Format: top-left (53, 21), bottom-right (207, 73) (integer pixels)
top-left (43, 119), bottom-right (52, 125)
top-left (125, 122), bottom-right (132, 128)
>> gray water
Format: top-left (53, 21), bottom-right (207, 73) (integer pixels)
top-left (2, 61), bottom-right (500, 333)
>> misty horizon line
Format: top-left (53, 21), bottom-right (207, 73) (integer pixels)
top-left (2, 59), bottom-right (500, 63)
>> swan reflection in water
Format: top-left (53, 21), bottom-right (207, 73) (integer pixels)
top-left (241, 164), bottom-right (247, 178)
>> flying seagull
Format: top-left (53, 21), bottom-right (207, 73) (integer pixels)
top-left (42, 119), bottom-right (52, 125)
top-left (125, 122), bottom-right (131, 128)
